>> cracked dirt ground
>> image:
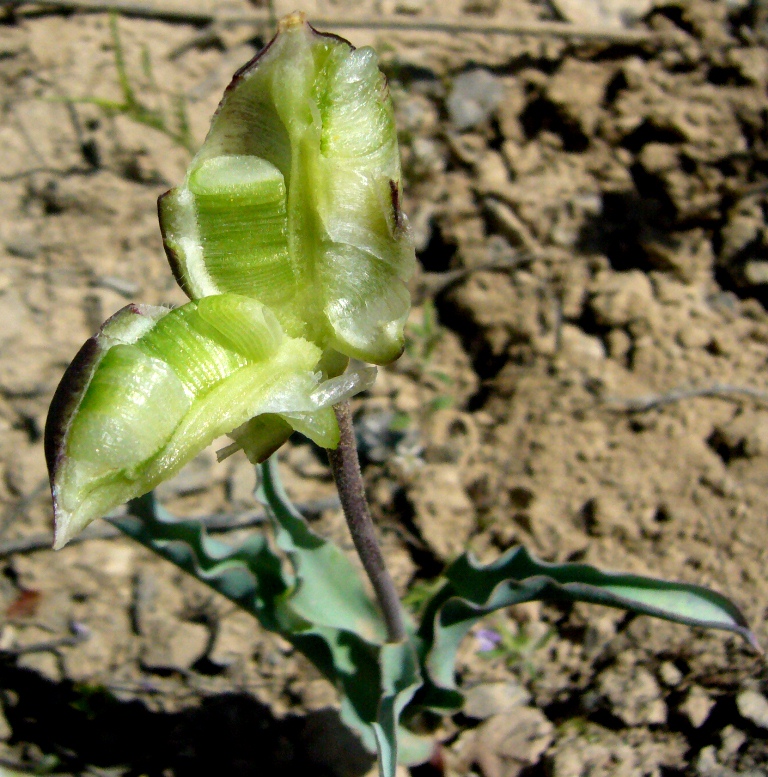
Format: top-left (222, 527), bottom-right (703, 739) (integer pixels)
top-left (2, 0), bottom-right (768, 774)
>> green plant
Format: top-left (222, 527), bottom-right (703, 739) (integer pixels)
top-left (474, 617), bottom-right (554, 680)
top-left (61, 13), bottom-right (195, 154)
top-left (403, 299), bottom-right (455, 413)
top-left (44, 13), bottom-right (757, 777)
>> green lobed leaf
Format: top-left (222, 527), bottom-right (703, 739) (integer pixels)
top-left (257, 456), bottom-right (387, 643)
top-left (114, 458), bottom-right (427, 777)
top-left (110, 460), bottom-right (757, 776)
top-left (372, 641), bottom-right (429, 777)
top-left (414, 545), bottom-right (757, 711)
top-left (258, 458), bottom-right (431, 773)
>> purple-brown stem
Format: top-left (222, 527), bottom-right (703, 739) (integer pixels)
top-left (327, 401), bottom-right (406, 643)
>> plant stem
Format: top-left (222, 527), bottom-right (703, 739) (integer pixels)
top-left (327, 400), bottom-right (406, 643)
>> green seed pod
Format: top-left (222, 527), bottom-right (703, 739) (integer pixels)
top-left (45, 294), bottom-right (373, 548)
top-left (159, 12), bottom-right (415, 365)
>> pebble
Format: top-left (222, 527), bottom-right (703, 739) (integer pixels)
top-left (16, 650), bottom-right (63, 684)
top-left (743, 261), bottom-right (768, 287)
top-left (659, 660), bottom-right (684, 687)
top-left (463, 681), bottom-right (531, 720)
top-left (472, 707), bottom-right (554, 777)
top-left (589, 270), bottom-right (656, 329)
top-left (409, 137), bottom-right (445, 178)
top-left (720, 199), bottom-right (762, 263)
top-left (551, 0), bottom-right (652, 27)
top-left (727, 46), bottom-right (768, 87)
top-left (396, 93), bottom-right (439, 137)
top-left (696, 745), bottom-right (766, 777)
top-left (736, 688), bottom-right (768, 730)
top-left (712, 412), bottom-right (768, 459)
top-left (447, 69), bottom-right (505, 131)
top-left (680, 685), bottom-right (716, 729)
top-left (547, 59), bottom-right (613, 136)
top-left (140, 619), bottom-right (209, 673)
top-left (677, 323), bottom-right (712, 349)
top-left (559, 324), bottom-right (606, 362)
top-left (606, 328), bottom-right (632, 361)
top-left (597, 662), bottom-right (667, 726)
top-left (638, 142), bottom-right (679, 176)
top-left (0, 704), bottom-right (10, 741)
top-left (718, 725), bottom-right (746, 761)
top-left (643, 229), bottom-right (715, 284)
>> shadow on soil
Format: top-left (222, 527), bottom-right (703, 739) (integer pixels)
top-left (1, 664), bottom-right (374, 777)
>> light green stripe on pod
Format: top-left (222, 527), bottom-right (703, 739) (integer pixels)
top-left (188, 156), bottom-right (295, 304)
top-left (196, 294), bottom-right (283, 362)
top-left (158, 14), bottom-right (415, 365)
top-left (318, 46), bottom-right (396, 160)
top-left (132, 303), bottom-right (248, 398)
top-left (67, 344), bottom-right (191, 471)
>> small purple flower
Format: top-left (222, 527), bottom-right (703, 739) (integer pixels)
top-left (475, 628), bottom-right (501, 652)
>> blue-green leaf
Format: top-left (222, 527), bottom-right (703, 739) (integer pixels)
top-left (373, 641), bottom-right (426, 777)
top-left (415, 545), bottom-right (757, 711)
top-left (257, 456), bottom-right (387, 644)
top-left (115, 459), bottom-right (426, 777)
top-left (113, 470), bottom-right (755, 777)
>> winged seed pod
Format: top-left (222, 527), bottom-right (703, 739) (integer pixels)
top-left (44, 294), bottom-right (374, 548)
top-left (159, 12), bottom-right (415, 365)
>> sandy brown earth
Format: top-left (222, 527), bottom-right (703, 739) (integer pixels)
top-left (2, 0), bottom-right (768, 774)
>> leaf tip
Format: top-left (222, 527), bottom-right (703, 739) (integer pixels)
top-left (746, 630), bottom-right (763, 656)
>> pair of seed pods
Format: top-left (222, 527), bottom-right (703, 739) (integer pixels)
top-left (45, 14), bottom-right (415, 547)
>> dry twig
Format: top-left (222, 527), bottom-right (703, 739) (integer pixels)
top-left (0, 624), bottom-right (89, 658)
top-left (607, 383), bottom-right (768, 413)
top-left (0, 496), bottom-right (340, 558)
top-left (4, 0), bottom-right (653, 43)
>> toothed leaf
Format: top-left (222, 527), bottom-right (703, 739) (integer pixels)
top-left (414, 546), bottom-right (758, 711)
top-left (113, 460), bottom-right (429, 777)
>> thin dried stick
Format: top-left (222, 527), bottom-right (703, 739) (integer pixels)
top-left (0, 496), bottom-right (339, 559)
top-left (417, 255), bottom-right (530, 299)
top-left (0, 627), bottom-right (89, 657)
top-left (327, 401), bottom-right (406, 643)
top-left (5, 0), bottom-right (653, 43)
top-left (607, 383), bottom-right (768, 413)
